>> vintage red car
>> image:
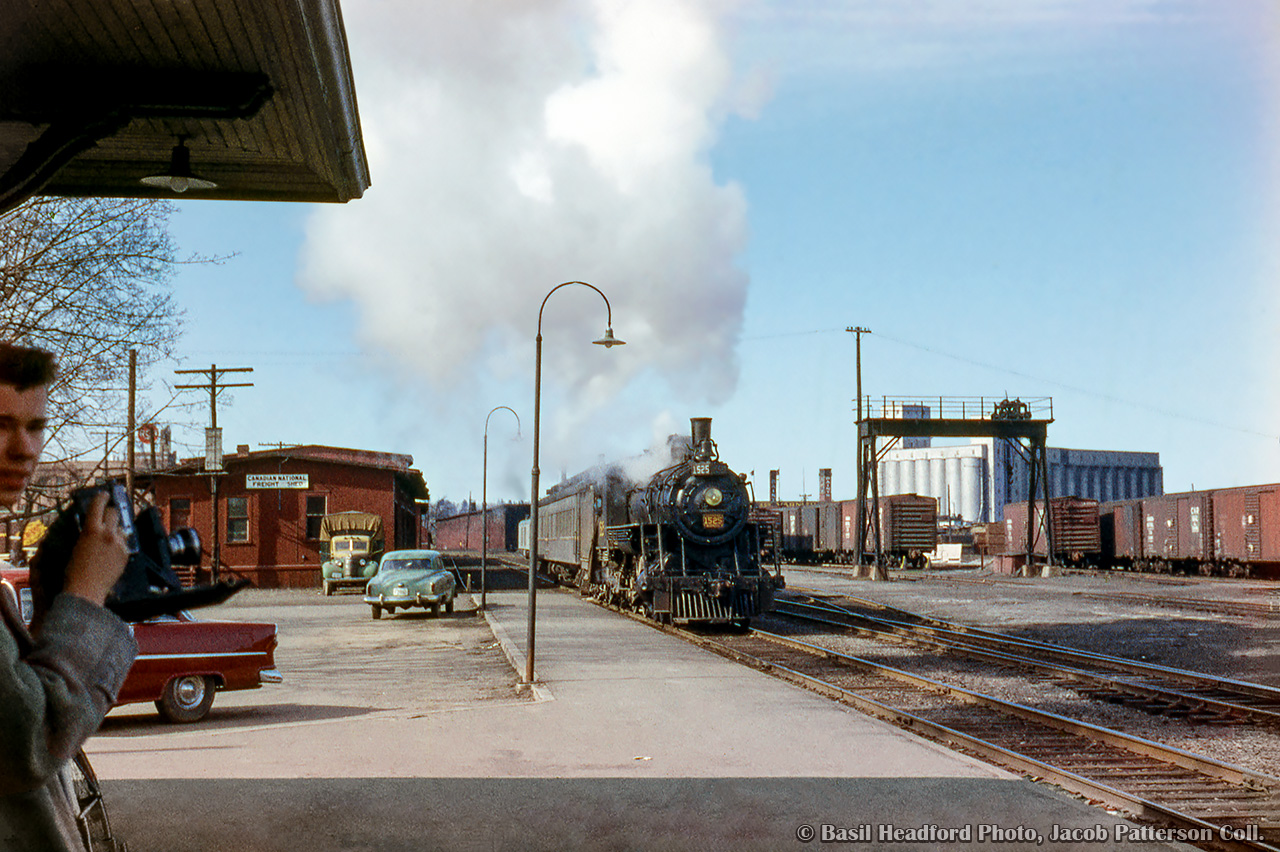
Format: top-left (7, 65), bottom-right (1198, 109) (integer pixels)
top-left (1, 565), bottom-right (281, 723)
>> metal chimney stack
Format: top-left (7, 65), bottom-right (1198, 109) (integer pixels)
top-left (690, 417), bottom-right (713, 461)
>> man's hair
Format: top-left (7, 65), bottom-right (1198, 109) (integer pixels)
top-left (0, 343), bottom-right (57, 391)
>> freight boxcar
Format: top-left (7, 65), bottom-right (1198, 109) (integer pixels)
top-left (769, 494), bottom-right (938, 568)
top-left (1139, 491), bottom-right (1213, 572)
top-left (1003, 497), bottom-right (1101, 566)
top-left (1210, 485), bottom-right (1280, 576)
top-left (1098, 500), bottom-right (1143, 569)
top-left (1096, 484), bottom-right (1280, 578)
top-left (876, 494), bottom-right (939, 568)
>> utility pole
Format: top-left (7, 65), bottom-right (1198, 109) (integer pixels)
top-left (174, 364), bottom-right (253, 583)
top-left (126, 350), bottom-right (136, 504)
top-left (846, 326), bottom-right (872, 575)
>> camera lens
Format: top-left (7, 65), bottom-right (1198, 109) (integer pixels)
top-left (165, 528), bottom-right (202, 566)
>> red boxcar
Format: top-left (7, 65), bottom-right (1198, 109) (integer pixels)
top-left (1138, 491), bottom-right (1213, 566)
top-left (1096, 483), bottom-right (1280, 577)
top-left (876, 494), bottom-right (938, 567)
top-left (1211, 484), bottom-right (1280, 575)
top-left (1003, 497), bottom-right (1100, 564)
top-left (1099, 500), bottom-right (1143, 567)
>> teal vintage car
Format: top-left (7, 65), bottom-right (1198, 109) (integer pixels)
top-left (363, 549), bottom-right (457, 619)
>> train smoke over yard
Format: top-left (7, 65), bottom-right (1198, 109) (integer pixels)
top-left (295, 0), bottom-right (764, 488)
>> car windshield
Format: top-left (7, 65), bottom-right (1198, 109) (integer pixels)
top-left (381, 558), bottom-right (435, 574)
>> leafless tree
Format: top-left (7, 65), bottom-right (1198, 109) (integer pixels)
top-left (0, 196), bottom-right (204, 525)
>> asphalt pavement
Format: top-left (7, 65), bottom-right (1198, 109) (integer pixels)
top-left (89, 583), bottom-right (1203, 851)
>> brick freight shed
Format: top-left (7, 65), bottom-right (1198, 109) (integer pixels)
top-left (143, 445), bottom-right (428, 588)
top-left (433, 504), bottom-right (529, 553)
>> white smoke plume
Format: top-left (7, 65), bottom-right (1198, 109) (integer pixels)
top-left (297, 0), bottom-right (760, 464)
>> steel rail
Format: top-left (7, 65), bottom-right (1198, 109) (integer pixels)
top-left (547, 583), bottom-right (1280, 848)
top-left (913, 571), bottom-right (1280, 619)
top-left (786, 588), bottom-right (1280, 704)
top-left (695, 626), bottom-right (1280, 851)
top-left (771, 598), bottom-right (1280, 726)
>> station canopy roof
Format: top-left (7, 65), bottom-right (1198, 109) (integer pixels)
top-left (0, 0), bottom-right (370, 216)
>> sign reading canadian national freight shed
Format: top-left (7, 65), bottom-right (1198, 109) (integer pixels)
top-left (246, 474), bottom-right (310, 489)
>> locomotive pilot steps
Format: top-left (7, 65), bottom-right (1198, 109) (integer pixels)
top-left (526, 418), bottom-right (784, 627)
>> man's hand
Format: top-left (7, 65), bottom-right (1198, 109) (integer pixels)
top-left (61, 491), bottom-right (130, 607)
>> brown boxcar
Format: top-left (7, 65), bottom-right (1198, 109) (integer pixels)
top-left (1096, 483), bottom-right (1280, 577)
top-left (1098, 500), bottom-right (1143, 567)
top-left (1136, 491), bottom-right (1212, 567)
top-left (1211, 484), bottom-right (1280, 576)
top-left (878, 494), bottom-right (938, 565)
top-left (1003, 497), bottom-right (1100, 564)
top-left (771, 495), bottom-right (937, 566)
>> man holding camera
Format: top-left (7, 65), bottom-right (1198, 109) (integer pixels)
top-left (0, 344), bottom-right (137, 851)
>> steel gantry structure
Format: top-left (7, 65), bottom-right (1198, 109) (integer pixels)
top-left (856, 397), bottom-right (1056, 578)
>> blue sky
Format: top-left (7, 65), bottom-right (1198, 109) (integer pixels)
top-left (156, 0), bottom-right (1280, 505)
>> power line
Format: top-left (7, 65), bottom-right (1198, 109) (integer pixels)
top-left (743, 327), bottom-right (1279, 442)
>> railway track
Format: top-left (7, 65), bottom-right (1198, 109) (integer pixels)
top-left (771, 592), bottom-right (1280, 727)
top-left (667, 622), bottom-right (1280, 851)
top-left (908, 570), bottom-right (1280, 620)
top-left (536, 562), bottom-right (1280, 847)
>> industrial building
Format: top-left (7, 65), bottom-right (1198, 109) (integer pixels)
top-left (877, 438), bottom-right (1162, 523)
top-left (143, 444), bottom-right (429, 588)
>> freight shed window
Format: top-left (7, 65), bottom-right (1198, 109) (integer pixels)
top-left (306, 495), bottom-right (326, 540)
top-left (170, 498), bottom-right (191, 530)
top-left (227, 497), bottom-right (250, 543)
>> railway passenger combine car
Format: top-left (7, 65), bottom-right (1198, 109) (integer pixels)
top-left (532, 418), bottom-right (783, 626)
top-left (771, 493), bottom-right (938, 568)
top-left (1098, 483), bottom-right (1280, 578)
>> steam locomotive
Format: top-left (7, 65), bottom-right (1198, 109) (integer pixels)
top-left (527, 417), bottom-right (783, 626)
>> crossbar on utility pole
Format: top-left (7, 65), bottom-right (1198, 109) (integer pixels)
top-left (174, 364), bottom-right (254, 583)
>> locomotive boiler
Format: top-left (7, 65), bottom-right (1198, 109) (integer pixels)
top-left (533, 417), bottom-right (783, 627)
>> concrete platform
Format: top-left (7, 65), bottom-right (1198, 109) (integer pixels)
top-left (93, 587), bottom-right (1201, 850)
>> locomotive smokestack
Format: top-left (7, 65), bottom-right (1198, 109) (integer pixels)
top-left (691, 417), bottom-right (713, 462)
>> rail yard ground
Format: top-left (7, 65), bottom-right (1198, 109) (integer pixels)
top-left (785, 563), bottom-right (1280, 685)
top-left (82, 565), bottom-right (1280, 851)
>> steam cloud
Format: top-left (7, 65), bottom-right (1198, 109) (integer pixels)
top-left (297, 0), bottom-right (762, 450)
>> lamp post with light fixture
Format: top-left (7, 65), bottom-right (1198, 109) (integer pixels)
top-left (526, 282), bottom-right (624, 685)
top-left (481, 405), bottom-right (520, 612)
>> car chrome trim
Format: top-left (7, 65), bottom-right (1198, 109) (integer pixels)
top-left (135, 651), bottom-right (270, 661)
top-left (258, 668), bottom-right (284, 684)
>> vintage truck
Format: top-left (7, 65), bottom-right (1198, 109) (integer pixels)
top-left (319, 511), bottom-right (385, 595)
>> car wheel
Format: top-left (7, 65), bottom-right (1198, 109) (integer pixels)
top-left (323, 580), bottom-right (333, 596)
top-left (445, 598), bottom-right (453, 614)
top-left (429, 602), bottom-right (440, 617)
top-left (371, 604), bottom-right (382, 619)
top-left (156, 675), bottom-right (216, 723)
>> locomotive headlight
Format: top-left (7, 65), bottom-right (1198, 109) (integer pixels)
top-left (703, 487), bottom-right (723, 507)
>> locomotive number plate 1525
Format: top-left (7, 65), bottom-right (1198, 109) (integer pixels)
top-left (703, 513), bottom-right (725, 529)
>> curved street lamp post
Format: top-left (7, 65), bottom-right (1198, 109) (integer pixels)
top-left (527, 281), bottom-right (624, 684)
top-left (481, 405), bottom-right (520, 611)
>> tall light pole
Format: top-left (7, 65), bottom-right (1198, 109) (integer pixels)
top-left (482, 405), bottom-right (520, 612)
top-left (527, 282), bottom-right (624, 685)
